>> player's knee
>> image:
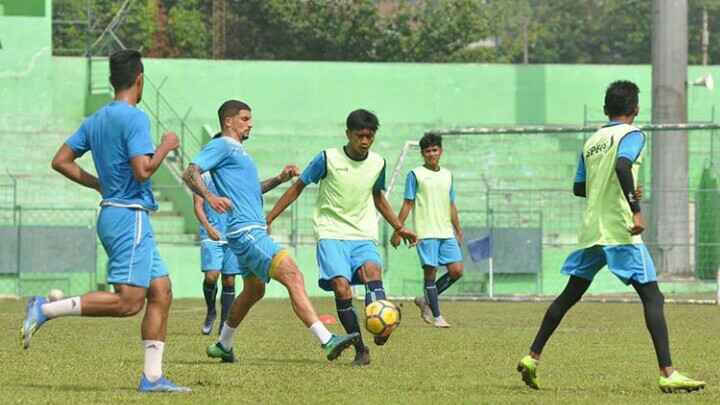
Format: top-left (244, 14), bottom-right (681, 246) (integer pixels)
top-left (277, 266), bottom-right (304, 287)
top-left (119, 299), bottom-right (145, 316)
top-left (248, 285), bottom-right (265, 302)
top-left (221, 275), bottom-right (235, 287)
top-left (332, 281), bottom-right (352, 300)
top-left (450, 267), bottom-right (464, 279)
top-left (204, 271), bottom-right (220, 284)
top-left (423, 266), bottom-right (437, 280)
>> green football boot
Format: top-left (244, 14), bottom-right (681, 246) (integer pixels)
top-left (517, 355), bottom-right (540, 390)
top-left (658, 372), bottom-right (705, 393)
top-left (322, 333), bottom-right (359, 361)
top-left (206, 342), bottom-right (236, 363)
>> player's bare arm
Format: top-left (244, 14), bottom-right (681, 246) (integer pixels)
top-left (51, 144), bottom-right (102, 193)
top-left (131, 131), bottom-right (179, 181)
top-left (373, 189), bottom-right (417, 246)
top-left (183, 164), bottom-right (232, 213)
top-left (193, 194), bottom-right (221, 241)
top-left (450, 202), bottom-right (463, 244)
top-left (390, 199), bottom-right (414, 248)
top-left (266, 178), bottom-right (307, 234)
top-left (261, 164), bottom-right (300, 194)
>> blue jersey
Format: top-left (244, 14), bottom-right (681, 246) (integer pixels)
top-left (191, 136), bottom-right (265, 233)
top-left (574, 121), bottom-right (644, 183)
top-left (65, 101), bottom-right (158, 211)
top-left (199, 172), bottom-right (228, 241)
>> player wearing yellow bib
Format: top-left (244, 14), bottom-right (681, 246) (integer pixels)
top-left (391, 134), bottom-right (463, 328)
top-left (267, 109), bottom-right (417, 366)
top-left (516, 80), bottom-right (705, 393)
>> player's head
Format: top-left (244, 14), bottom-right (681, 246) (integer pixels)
top-left (109, 50), bottom-right (144, 102)
top-left (218, 100), bottom-right (252, 141)
top-left (419, 133), bottom-right (443, 166)
top-left (604, 80), bottom-right (639, 120)
top-left (345, 109), bottom-right (379, 154)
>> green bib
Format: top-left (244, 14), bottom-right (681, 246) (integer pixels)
top-left (313, 148), bottom-right (385, 242)
top-left (579, 124), bottom-right (644, 247)
top-left (410, 166), bottom-right (454, 239)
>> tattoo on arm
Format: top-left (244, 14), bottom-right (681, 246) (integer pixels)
top-left (183, 164), bottom-right (214, 200)
top-left (261, 176), bottom-right (281, 194)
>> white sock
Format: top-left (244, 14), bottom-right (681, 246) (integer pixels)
top-left (309, 321), bottom-right (333, 345)
top-left (218, 322), bottom-right (237, 351)
top-left (666, 370), bottom-right (677, 379)
top-left (143, 340), bottom-right (164, 382)
top-left (41, 297), bottom-right (82, 318)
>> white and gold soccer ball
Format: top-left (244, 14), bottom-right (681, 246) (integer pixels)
top-left (364, 299), bottom-right (400, 337)
top-left (48, 289), bottom-right (64, 302)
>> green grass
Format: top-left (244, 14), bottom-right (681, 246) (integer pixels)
top-left (1, 297), bottom-right (719, 404)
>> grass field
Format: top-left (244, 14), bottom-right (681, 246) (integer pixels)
top-left (1, 297), bottom-right (719, 404)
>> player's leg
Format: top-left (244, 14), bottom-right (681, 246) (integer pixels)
top-left (517, 246), bottom-right (603, 390)
top-left (208, 275), bottom-right (265, 363)
top-left (331, 276), bottom-right (368, 366)
top-left (201, 270), bottom-right (220, 335)
top-left (137, 224), bottom-right (188, 393)
top-left (435, 237), bottom-right (464, 299)
top-left (352, 242), bottom-right (390, 346)
top-left (421, 265), bottom-right (440, 322)
top-left (317, 239), bottom-right (368, 364)
top-left (272, 253), bottom-right (358, 360)
top-left (219, 245), bottom-right (239, 335)
top-left (606, 244), bottom-right (705, 392)
top-left (23, 207), bottom-right (150, 348)
top-left (413, 239), bottom-right (437, 324)
top-left (219, 274), bottom-right (236, 334)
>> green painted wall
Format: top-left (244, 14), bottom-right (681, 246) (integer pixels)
top-left (3, 35), bottom-right (720, 298)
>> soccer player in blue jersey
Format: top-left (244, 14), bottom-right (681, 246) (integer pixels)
top-left (183, 100), bottom-right (358, 364)
top-left (194, 171), bottom-right (239, 335)
top-left (516, 80), bottom-right (705, 393)
top-left (23, 50), bottom-right (189, 392)
top-left (391, 133), bottom-right (464, 328)
top-left (266, 109), bottom-right (417, 366)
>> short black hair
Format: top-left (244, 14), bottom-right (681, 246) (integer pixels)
top-left (218, 100), bottom-right (251, 129)
top-left (109, 49), bottom-right (143, 91)
top-left (346, 109), bottom-right (379, 132)
top-left (419, 133), bottom-right (442, 150)
top-left (604, 80), bottom-right (639, 117)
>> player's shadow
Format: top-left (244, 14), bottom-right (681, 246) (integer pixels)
top-left (19, 382), bottom-right (135, 393)
top-left (172, 357), bottom-right (326, 366)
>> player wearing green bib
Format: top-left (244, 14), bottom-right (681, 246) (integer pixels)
top-left (267, 109), bottom-right (417, 366)
top-left (392, 134), bottom-right (463, 328)
top-left (516, 81), bottom-right (705, 393)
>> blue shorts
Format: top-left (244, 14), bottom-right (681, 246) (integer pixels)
top-left (200, 241), bottom-right (240, 275)
top-left (417, 238), bottom-right (463, 268)
top-left (97, 206), bottom-right (168, 289)
top-left (561, 244), bottom-right (657, 285)
top-left (316, 239), bottom-right (383, 292)
top-left (227, 227), bottom-right (287, 283)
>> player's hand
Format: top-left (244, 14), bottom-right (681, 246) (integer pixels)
top-left (266, 219), bottom-right (273, 235)
top-left (396, 226), bottom-right (418, 247)
top-left (635, 185), bottom-right (643, 202)
top-left (628, 212), bottom-right (645, 235)
top-left (278, 164), bottom-right (301, 183)
top-left (208, 195), bottom-right (233, 213)
top-left (160, 132), bottom-right (180, 151)
top-left (455, 230), bottom-right (464, 245)
top-left (390, 232), bottom-right (402, 248)
top-left (206, 226), bottom-right (221, 241)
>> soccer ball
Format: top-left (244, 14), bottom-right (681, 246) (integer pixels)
top-left (48, 289), bottom-right (64, 302)
top-left (364, 300), bottom-right (400, 337)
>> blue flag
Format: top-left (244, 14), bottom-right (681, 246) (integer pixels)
top-left (468, 235), bottom-right (492, 262)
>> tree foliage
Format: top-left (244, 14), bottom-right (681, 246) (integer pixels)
top-left (51, 0), bottom-right (720, 64)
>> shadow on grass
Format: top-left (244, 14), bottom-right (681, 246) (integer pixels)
top-left (17, 382), bottom-right (134, 393)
